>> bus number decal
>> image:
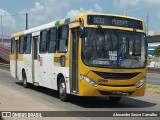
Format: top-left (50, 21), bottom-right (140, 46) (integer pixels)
top-left (40, 57), bottom-right (43, 66)
top-left (54, 57), bottom-right (60, 63)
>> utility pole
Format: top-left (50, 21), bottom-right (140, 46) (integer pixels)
top-left (26, 13), bottom-right (28, 30)
top-left (0, 15), bottom-right (3, 43)
top-left (146, 13), bottom-right (149, 36)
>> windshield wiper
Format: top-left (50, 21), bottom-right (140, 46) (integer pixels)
top-left (130, 56), bottom-right (140, 68)
top-left (97, 25), bottom-right (105, 34)
top-left (119, 44), bottom-right (126, 56)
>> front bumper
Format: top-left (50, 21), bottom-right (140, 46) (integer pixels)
top-left (79, 80), bottom-right (146, 97)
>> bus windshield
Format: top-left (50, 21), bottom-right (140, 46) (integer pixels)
top-left (82, 28), bottom-right (146, 68)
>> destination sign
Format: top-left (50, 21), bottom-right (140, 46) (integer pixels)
top-left (87, 15), bottom-right (143, 30)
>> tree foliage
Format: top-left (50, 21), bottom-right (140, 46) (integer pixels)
top-left (153, 45), bottom-right (160, 57)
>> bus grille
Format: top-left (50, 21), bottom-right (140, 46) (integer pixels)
top-left (93, 71), bottom-right (140, 80)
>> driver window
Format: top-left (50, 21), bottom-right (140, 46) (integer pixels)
top-left (105, 34), bottom-right (111, 50)
top-left (120, 37), bottom-right (128, 55)
top-left (134, 35), bottom-right (141, 55)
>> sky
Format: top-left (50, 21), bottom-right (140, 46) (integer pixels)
top-left (0, 0), bottom-right (160, 36)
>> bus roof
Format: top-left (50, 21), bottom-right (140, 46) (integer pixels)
top-left (11, 12), bottom-right (144, 38)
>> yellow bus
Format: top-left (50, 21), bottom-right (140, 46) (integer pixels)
top-left (10, 13), bottom-right (147, 102)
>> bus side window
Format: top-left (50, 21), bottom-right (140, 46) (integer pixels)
top-left (39, 30), bottom-right (48, 53)
top-left (19, 36), bottom-right (24, 54)
top-left (57, 25), bottom-right (68, 52)
top-left (11, 38), bottom-right (15, 54)
top-left (23, 36), bottom-right (27, 53)
top-left (48, 28), bottom-right (57, 53)
top-left (25, 34), bottom-right (31, 54)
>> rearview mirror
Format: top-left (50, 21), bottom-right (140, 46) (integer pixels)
top-left (78, 27), bottom-right (87, 38)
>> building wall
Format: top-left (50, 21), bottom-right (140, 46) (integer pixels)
top-left (147, 30), bottom-right (160, 55)
top-left (0, 39), bottom-right (10, 46)
top-left (148, 30), bottom-right (160, 36)
top-left (148, 42), bottom-right (160, 55)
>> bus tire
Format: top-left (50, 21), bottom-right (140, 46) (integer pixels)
top-left (22, 71), bottom-right (28, 88)
top-left (109, 97), bottom-right (121, 103)
top-left (59, 77), bottom-right (68, 102)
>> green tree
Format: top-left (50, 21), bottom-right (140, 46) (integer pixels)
top-left (153, 45), bottom-right (160, 57)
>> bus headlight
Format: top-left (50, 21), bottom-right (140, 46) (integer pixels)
top-left (80, 74), bottom-right (98, 87)
top-left (135, 78), bottom-right (146, 88)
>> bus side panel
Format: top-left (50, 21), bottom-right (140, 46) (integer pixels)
top-left (37, 54), bottom-right (69, 93)
top-left (17, 54), bottom-right (23, 80)
top-left (65, 68), bottom-right (70, 94)
top-left (38, 54), bottom-right (53, 89)
top-left (34, 52), bottom-right (70, 93)
top-left (53, 53), bottom-right (70, 94)
top-left (53, 67), bottom-right (70, 93)
top-left (23, 54), bottom-right (32, 83)
top-left (10, 55), bottom-right (15, 78)
top-left (17, 61), bottom-right (23, 80)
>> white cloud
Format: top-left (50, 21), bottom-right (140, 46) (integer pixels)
top-left (94, 3), bottom-right (103, 12)
top-left (0, 9), bottom-right (16, 28)
top-left (41, 0), bottom-right (70, 16)
top-left (157, 12), bottom-right (160, 19)
top-left (20, 0), bottom-right (71, 28)
top-left (67, 8), bottom-right (93, 19)
top-left (30, 2), bottom-right (44, 14)
top-left (19, 0), bottom-right (103, 29)
top-left (67, 3), bottom-right (103, 19)
top-left (0, 9), bottom-right (16, 34)
top-left (113, 0), bottom-right (160, 9)
top-left (20, 2), bottom-right (46, 28)
top-left (113, 0), bottom-right (141, 9)
top-left (146, 0), bottom-right (160, 5)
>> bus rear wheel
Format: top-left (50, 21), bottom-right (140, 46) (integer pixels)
top-left (22, 71), bottom-right (28, 88)
top-left (59, 78), bottom-right (68, 102)
top-left (109, 97), bottom-right (121, 103)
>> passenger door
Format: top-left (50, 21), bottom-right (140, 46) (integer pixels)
top-left (32, 36), bottom-right (39, 84)
top-left (15, 40), bottom-right (18, 78)
top-left (70, 29), bottom-right (79, 94)
top-left (10, 38), bottom-right (18, 78)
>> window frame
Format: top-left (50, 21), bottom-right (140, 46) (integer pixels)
top-left (19, 36), bottom-right (25, 54)
top-left (48, 27), bottom-right (57, 53)
top-left (11, 38), bottom-right (15, 54)
top-left (25, 34), bottom-right (32, 54)
top-left (57, 25), bottom-right (69, 53)
top-left (39, 30), bottom-right (48, 53)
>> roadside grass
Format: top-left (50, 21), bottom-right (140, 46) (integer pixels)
top-left (0, 66), bottom-right (9, 71)
top-left (146, 84), bottom-right (160, 95)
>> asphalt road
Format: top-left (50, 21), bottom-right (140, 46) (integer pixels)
top-left (146, 73), bottom-right (160, 85)
top-left (0, 69), bottom-right (160, 120)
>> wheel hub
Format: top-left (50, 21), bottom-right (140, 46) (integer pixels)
top-left (60, 83), bottom-right (65, 95)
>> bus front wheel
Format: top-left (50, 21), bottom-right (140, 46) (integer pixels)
top-left (59, 78), bottom-right (68, 102)
top-left (109, 97), bottom-right (121, 103)
top-left (22, 71), bottom-right (28, 88)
